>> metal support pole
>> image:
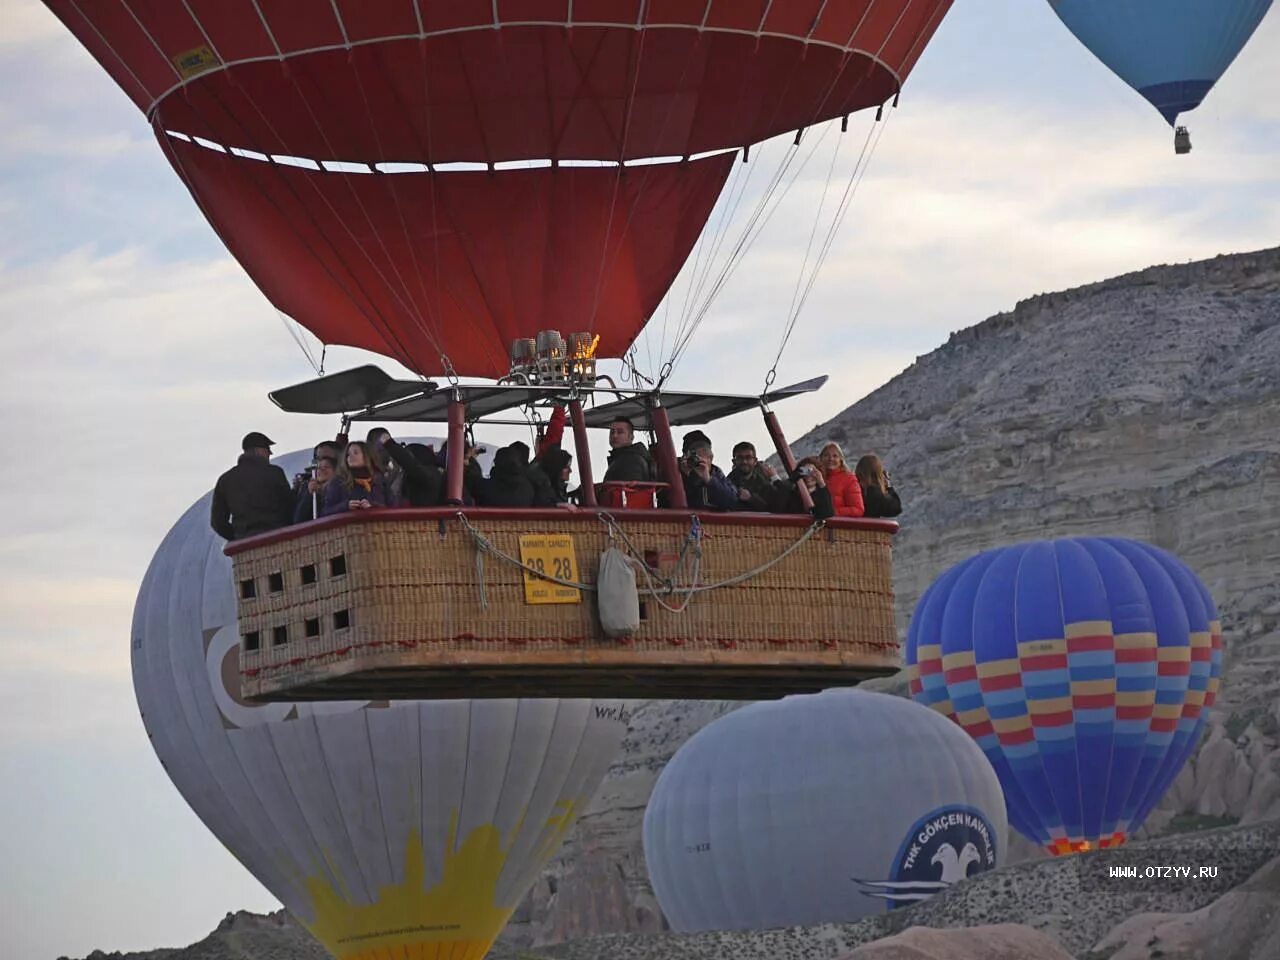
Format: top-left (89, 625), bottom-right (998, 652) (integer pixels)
top-left (445, 394), bottom-right (467, 505)
top-left (568, 399), bottom-right (597, 507)
top-left (764, 408), bottom-right (813, 512)
top-left (650, 404), bottom-right (687, 509)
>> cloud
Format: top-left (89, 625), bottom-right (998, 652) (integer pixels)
top-left (638, 85), bottom-right (1279, 403)
top-left (0, 0), bottom-right (72, 50)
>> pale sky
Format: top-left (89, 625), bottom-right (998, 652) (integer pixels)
top-left (1, 2), bottom-right (1277, 958)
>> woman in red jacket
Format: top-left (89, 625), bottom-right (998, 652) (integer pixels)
top-left (817, 443), bottom-right (865, 517)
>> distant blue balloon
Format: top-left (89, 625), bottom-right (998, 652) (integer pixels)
top-left (1049, 0), bottom-right (1273, 124)
top-left (906, 537), bottom-right (1222, 855)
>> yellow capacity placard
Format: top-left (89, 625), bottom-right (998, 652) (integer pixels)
top-left (518, 534), bottom-right (581, 605)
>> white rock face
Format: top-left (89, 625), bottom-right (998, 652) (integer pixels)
top-left (501, 247), bottom-right (1280, 946)
top-left (836, 924), bottom-right (1073, 960)
top-left (1084, 853), bottom-right (1280, 960)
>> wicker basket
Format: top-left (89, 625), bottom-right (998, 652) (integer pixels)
top-left (230, 508), bottom-right (900, 700)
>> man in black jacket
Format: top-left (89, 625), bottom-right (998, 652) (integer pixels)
top-left (211, 432), bottom-right (295, 541)
top-left (482, 442), bottom-right (557, 507)
top-left (727, 441), bottom-right (784, 511)
top-left (376, 433), bottom-right (443, 507)
top-left (602, 417), bottom-right (657, 482)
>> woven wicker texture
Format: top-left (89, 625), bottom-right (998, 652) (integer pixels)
top-left (235, 511), bottom-right (898, 699)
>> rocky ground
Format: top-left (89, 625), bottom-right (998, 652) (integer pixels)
top-left (508, 817), bottom-right (1280, 960)
top-left (70, 819), bottom-right (1280, 960)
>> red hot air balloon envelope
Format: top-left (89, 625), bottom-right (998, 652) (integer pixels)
top-left (46, 2), bottom-right (955, 704)
top-left (906, 537), bottom-right (1222, 856)
top-left (45, 0), bottom-right (953, 378)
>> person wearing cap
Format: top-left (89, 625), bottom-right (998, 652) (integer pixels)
top-left (210, 432), bottom-right (295, 541)
top-left (679, 436), bottom-right (738, 512)
top-left (681, 430), bottom-right (712, 455)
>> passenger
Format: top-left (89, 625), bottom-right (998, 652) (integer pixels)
top-left (602, 416), bottom-right (658, 482)
top-left (210, 432), bottom-right (295, 541)
top-left (817, 442), bottom-right (865, 518)
top-left (727, 441), bottom-right (783, 511)
top-left (681, 439), bottom-right (738, 511)
top-left (291, 439), bottom-right (344, 500)
top-left (535, 447), bottom-right (575, 504)
top-left (320, 441), bottom-right (391, 515)
top-left (314, 439), bottom-right (342, 461)
top-left (681, 429), bottom-right (712, 455)
top-left (519, 441), bottom-right (558, 507)
top-left (855, 454), bottom-right (903, 518)
top-left (780, 456), bottom-right (835, 520)
top-left (482, 442), bottom-right (555, 507)
top-left (375, 432), bottom-right (443, 507)
top-left (366, 427), bottom-right (404, 504)
top-left (292, 453), bottom-right (338, 523)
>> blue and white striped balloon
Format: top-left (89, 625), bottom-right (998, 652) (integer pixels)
top-left (906, 537), bottom-right (1222, 855)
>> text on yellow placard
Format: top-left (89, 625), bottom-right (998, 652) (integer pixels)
top-left (518, 534), bottom-right (581, 605)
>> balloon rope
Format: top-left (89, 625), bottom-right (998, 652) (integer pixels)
top-left (455, 512), bottom-right (826, 606)
top-left (767, 108), bottom-right (887, 388)
top-left (662, 0), bottom-right (930, 382)
top-left (277, 311), bottom-right (322, 374)
top-left (664, 124), bottom-right (833, 381)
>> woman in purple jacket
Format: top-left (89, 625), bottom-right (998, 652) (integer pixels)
top-left (321, 441), bottom-right (392, 516)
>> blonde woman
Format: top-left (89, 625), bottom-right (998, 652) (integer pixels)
top-left (816, 442), bottom-right (865, 518)
top-left (855, 454), bottom-right (902, 518)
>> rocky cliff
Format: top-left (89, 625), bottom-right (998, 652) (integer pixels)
top-left (68, 247), bottom-right (1280, 960)
top-left (515, 246), bottom-right (1280, 945)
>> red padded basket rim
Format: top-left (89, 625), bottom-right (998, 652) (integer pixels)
top-left (225, 506), bottom-right (899, 555)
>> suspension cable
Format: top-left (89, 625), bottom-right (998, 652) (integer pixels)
top-left (664, 122), bottom-right (838, 381)
top-left (765, 110), bottom-right (883, 390)
top-left (277, 310), bottom-right (322, 374)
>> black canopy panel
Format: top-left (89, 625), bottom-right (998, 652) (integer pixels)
top-left (355, 384), bottom-right (573, 422)
top-left (269, 365), bottom-right (433, 415)
top-left (267, 367), bottom-right (826, 426)
top-left (581, 376), bottom-right (828, 429)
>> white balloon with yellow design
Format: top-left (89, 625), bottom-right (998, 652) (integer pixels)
top-left (131, 448), bottom-right (630, 960)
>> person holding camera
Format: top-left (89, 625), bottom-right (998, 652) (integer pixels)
top-left (781, 457), bottom-right (835, 520)
top-left (680, 438), bottom-right (738, 512)
top-left (292, 453), bottom-right (338, 523)
top-left (373, 431), bottom-right (443, 507)
top-left (727, 441), bottom-right (785, 511)
top-left (855, 453), bottom-right (902, 518)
